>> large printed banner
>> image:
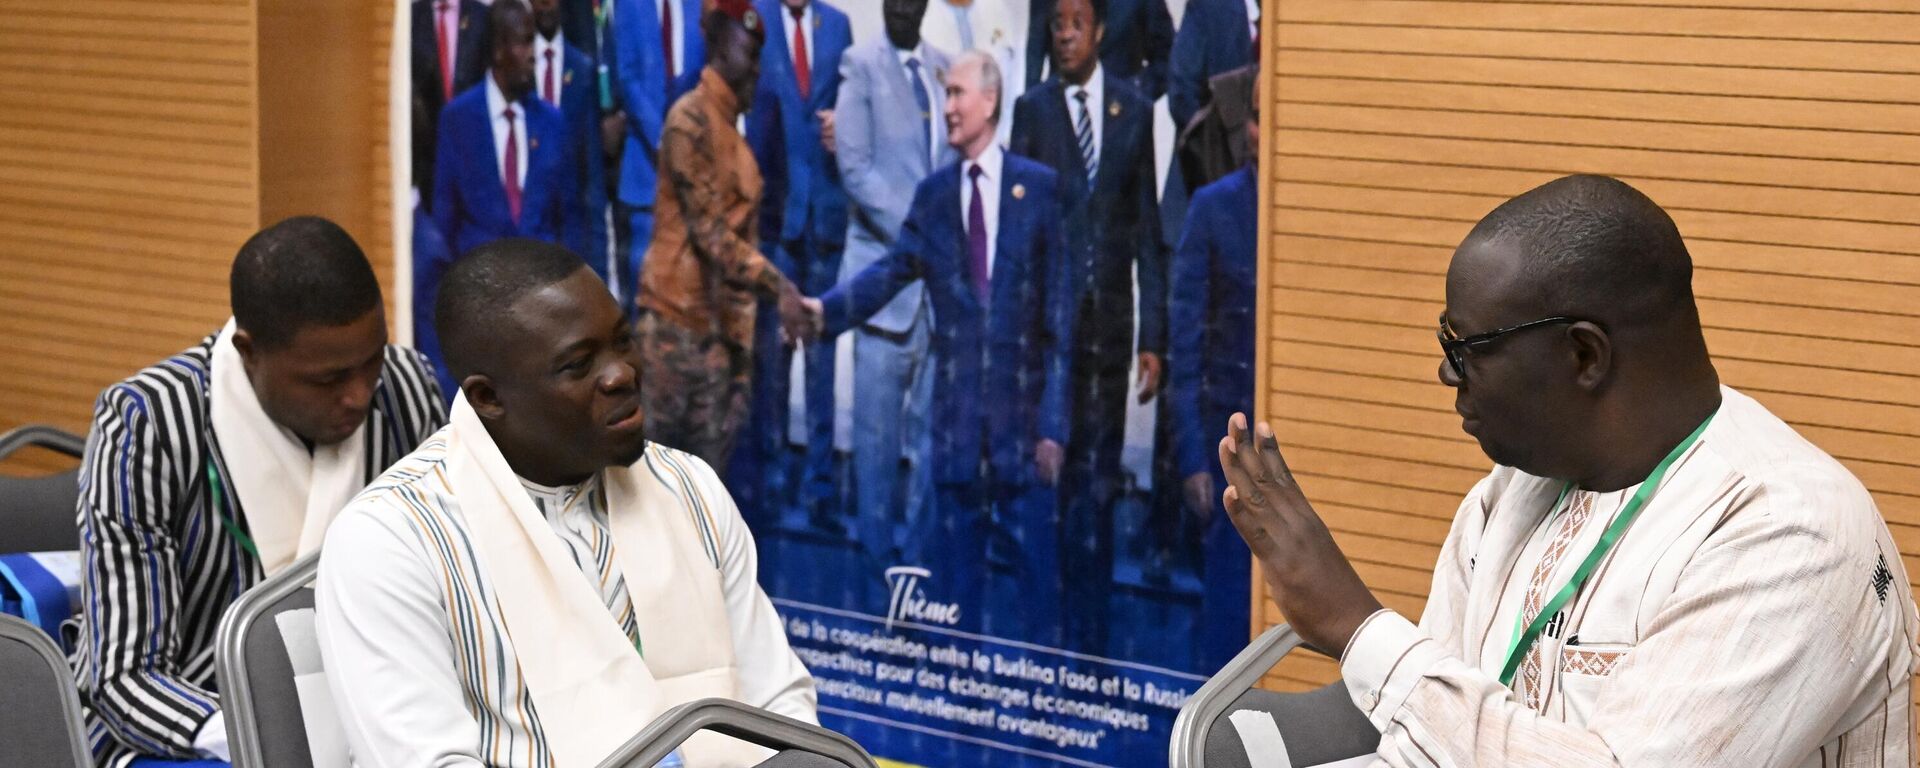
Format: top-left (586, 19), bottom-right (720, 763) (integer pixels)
top-left (398, 0), bottom-right (1255, 765)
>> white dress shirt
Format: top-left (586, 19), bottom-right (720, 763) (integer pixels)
top-left (1062, 63), bottom-right (1104, 172)
top-left (484, 74), bottom-right (530, 190)
top-left (960, 142), bottom-right (1005, 278)
top-left (1341, 386), bottom-right (1917, 767)
top-left (315, 437), bottom-right (815, 768)
top-left (780, 1), bottom-right (815, 78)
top-left (1244, 0), bottom-right (1261, 42)
top-left (534, 29), bottom-right (567, 107)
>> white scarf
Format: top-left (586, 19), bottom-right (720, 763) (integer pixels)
top-left (444, 392), bottom-right (760, 768)
top-left (209, 319), bottom-right (370, 576)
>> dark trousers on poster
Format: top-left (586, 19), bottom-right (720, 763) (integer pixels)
top-left (791, 236), bottom-right (844, 521)
top-left (1199, 462), bottom-right (1251, 672)
top-left (732, 300), bottom-right (794, 530)
top-left (1061, 334), bottom-right (1133, 656)
top-left (851, 308), bottom-right (935, 570)
top-left (923, 478), bottom-right (1060, 646)
top-left (619, 204), bottom-right (654, 311)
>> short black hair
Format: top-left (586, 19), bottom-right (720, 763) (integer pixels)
top-left (1467, 174), bottom-right (1694, 325)
top-left (433, 238), bottom-right (589, 383)
top-left (229, 216), bottom-right (383, 350)
top-left (1054, 0), bottom-right (1107, 25)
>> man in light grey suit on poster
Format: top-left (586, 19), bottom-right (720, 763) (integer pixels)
top-left (834, 0), bottom-right (955, 575)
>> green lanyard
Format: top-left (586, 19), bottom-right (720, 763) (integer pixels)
top-left (206, 458), bottom-right (261, 559)
top-left (1496, 412), bottom-right (1716, 687)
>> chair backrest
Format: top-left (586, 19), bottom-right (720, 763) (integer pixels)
top-left (0, 425), bottom-right (85, 554)
top-left (0, 612), bottom-right (91, 768)
top-left (594, 698), bottom-right (880, 768)
top-left (1170, 623), bottom-right (1380, 768)
top-left (216, 554), bottom-right (322, 768)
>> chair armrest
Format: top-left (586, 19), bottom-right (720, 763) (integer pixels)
top-left (0, 426), bottom-right (85, 461)
top-left (594, 698), bottom-right (878, 768)
top-left (1168, 623), bottom-right (1305, 768)
top-left (216, 553), bottom-right (322, 768)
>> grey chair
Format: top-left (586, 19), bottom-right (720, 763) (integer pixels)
top-left (595, 698), bottom-right (880, 768)
top-left (0, 612), bottom-right (91, 768)
top-left (1170, 624), bottom-right (1381, 768)
top-left (216, 553), bottom-right (323, 768)
top-left (0, 424), bottom-right (85, 554)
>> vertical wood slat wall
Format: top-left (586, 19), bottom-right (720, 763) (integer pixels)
top-left (1253, 0), bottom-right (1920, 693)
top-left (0, 0), bottom-right (395, 476)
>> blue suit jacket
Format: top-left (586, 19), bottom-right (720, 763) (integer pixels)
top-left (552, 41), bottom-right (611, 278)
top-left (1010, 74), bottom-right (1164, 353)
top-left (1167, 165), bottom-right (1256, 478)
top-left (1169, 0), bottom-right (1254, 130)
top-left (1026, 0), bottom-right (1173, 99)
top-left (748, 0), bottom-right (852, 262)
top-left (833, 41), bottom-right (956, 334)
top-left (432, 84), bottom-right (578, 257)
top-left (611, 0), bottom-right (705, 207)
top-left (411, 0), bottom-right (491, 201)
top-left (821, 157), bottom-right (1074, 487)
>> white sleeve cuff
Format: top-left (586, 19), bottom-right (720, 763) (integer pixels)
top-left (1340, 609), bottom-right (1444, 730)
top-left (195, 710), bottom-right (232, 762)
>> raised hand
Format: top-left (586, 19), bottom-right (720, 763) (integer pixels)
top-left (1218, 413), bottom-right (1383, 658)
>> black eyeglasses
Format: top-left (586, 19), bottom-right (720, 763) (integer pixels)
top-left (1437, 313), bottom-right (1588, 382)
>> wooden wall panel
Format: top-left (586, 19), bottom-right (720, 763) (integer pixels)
top-left (1253, 0), bottom-right (1920, 696)
top-left (0, 0), bottom-right (397, 478)
top-left (0, 0), bottom-right (259, 476)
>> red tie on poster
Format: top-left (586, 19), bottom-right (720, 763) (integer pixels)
top-left (790, 6), bottom-right (810, 100)
top-left (435, 0), bottom-right (454, 100)
top-left (661, 0), bottom-right (675, 80)
top-left (543, 49), bottom-right (557, 106)
top-left (503, 105), bottom-right (522, 223)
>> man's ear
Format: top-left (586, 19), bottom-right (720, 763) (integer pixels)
top-left (463, 375), bottom-right (508, 420)
top-left (1567, 321), bottom-right (1613, 393)
top-left (232, 328), bottom-right (260, 372)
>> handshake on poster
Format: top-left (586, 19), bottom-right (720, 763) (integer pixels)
top-left (776, 281), bottom-right (825, 346)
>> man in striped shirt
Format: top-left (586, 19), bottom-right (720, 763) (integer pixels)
top-left (316, 238), bottom-right (815, 767)
top-left (69, 216), bottom-right (447, 767)
top-left (1218, 175), bottom-right (1917, 766)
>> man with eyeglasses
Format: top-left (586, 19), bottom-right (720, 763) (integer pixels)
top-left (1217, 174), bottom-right (1917, 766)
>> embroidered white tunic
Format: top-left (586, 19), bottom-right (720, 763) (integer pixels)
top-left (315, 433), bottom-right (815, 768)
top-left (1342, 387), bottom-right (1918, 767)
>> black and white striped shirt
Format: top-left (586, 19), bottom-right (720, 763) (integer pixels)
top-left (66, 332), bottom-right (445, 766)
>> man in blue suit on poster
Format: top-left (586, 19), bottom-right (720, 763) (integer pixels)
top-left (532, 0), bottom-right (612, 286)
top-left (433, 1), bottom-right (581, 259)
top-left (742, 0), bottom-right (853, 532)
top-left (807, 51), bottom-right (1073, 643)
top-left (413, 0), bottom-right (491, 206)
top-left (1169, 0), bottom-right (1257, 131)
top-left (1010, 0), bottom-right (1164, 657)
top-left (611, 0), bottom-right (705, 304)
top-left (1167, 95), bottom-right (1257, 671)
top-left (832, 0), bottom-right (954, 571)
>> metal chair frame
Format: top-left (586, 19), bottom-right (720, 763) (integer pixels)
top-left (1169, 623), bottom-right (1306, 768)
top-left (0, 424), bottom-right (86, 460)
top-left (215, 553), bottom-right (322, 768)
top-left (0, 611), bottom-right (92, 768)
top-left (594, 698), bottom-right (880, 768)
